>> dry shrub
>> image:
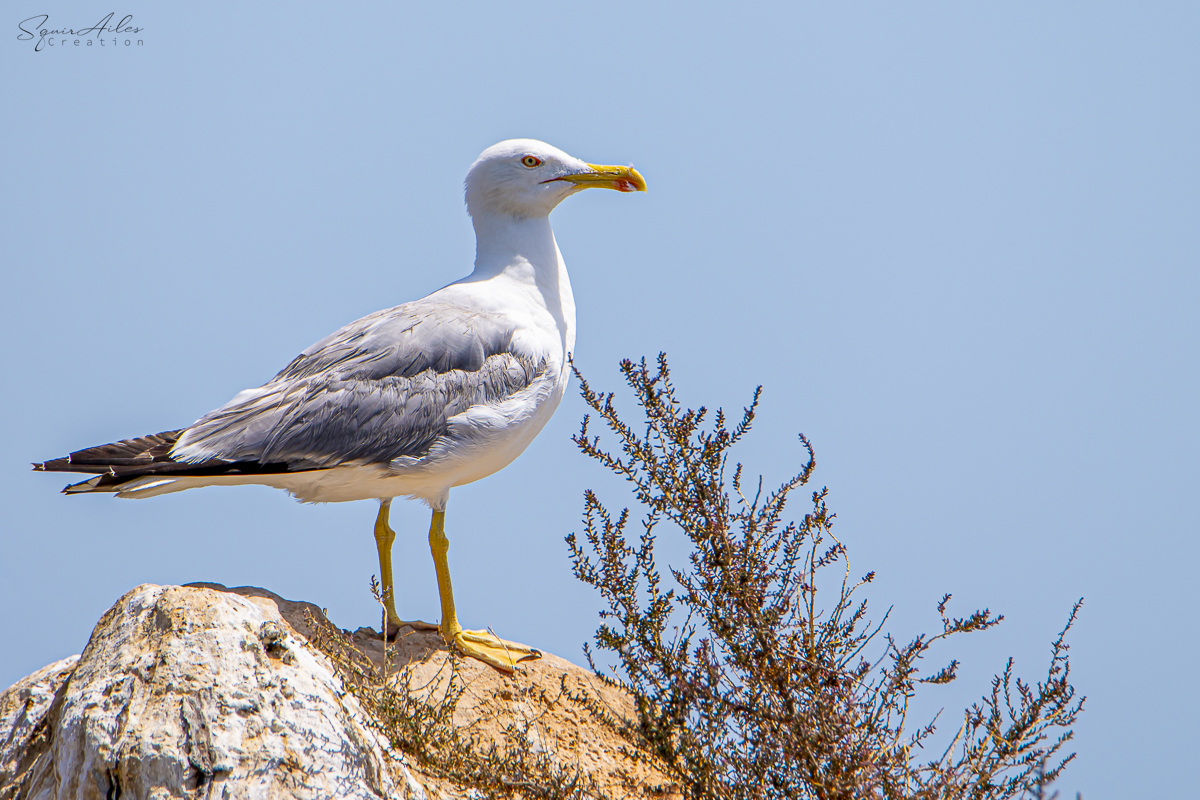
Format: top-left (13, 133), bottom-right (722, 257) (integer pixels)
top-left (567, 354), bottom-right (1083, 800)
top-left (303, 594), bottom-right (615, 800)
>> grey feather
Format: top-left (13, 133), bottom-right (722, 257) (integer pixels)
top-left (173, 300), bottom-right (546, 469)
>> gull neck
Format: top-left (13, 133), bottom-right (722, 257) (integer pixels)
top-left (469, 212), bottom-right (561, 284)
top-left (462, 210), bottom-right (575, 358)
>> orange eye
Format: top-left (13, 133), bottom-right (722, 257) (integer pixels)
top-left (521, 155), bottom-right (543, 168)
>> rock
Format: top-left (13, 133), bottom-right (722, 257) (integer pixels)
top-left (0, 584), bottom-right (670, 799)
top-left (0, 584), bottom-right (418, 800)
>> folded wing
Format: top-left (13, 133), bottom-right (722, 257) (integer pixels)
top-left (172, 300), bottom-right (546, 470)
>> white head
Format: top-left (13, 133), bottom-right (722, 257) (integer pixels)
top-left (464, 139), bottom-right (646, 219)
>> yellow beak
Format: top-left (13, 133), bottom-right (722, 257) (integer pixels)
top-left (550, 163), bottom-right (647, 193)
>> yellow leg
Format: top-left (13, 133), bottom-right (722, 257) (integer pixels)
top-left (373, 500), bottom-right (437, 636)
top-left (428, 509), bottom-right (541, 673)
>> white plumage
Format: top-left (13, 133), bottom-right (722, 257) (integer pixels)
top-left (37, 139), bottom-right (646, 672)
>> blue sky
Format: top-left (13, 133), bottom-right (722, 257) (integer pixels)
top-left (2, 3), bottom-right (1197, 796)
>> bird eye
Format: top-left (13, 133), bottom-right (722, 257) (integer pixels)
top-left (521, 156), bottom-right (543, 168)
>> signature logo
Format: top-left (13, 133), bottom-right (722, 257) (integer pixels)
top-left (17, 13), bottom-right (143, 52)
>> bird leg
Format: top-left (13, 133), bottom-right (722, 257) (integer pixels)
top-left (427, 509), bottom-right (541, 673)
top-left (373, 500), bottom-right (438, 637)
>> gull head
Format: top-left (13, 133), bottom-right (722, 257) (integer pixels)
top-left (465, 139), bottom-right (646, 219)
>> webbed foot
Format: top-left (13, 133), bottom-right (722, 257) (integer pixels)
top-left (449, 627), bottom-right (542, 674)
top-left (383, 618), bottom-right (441, 639)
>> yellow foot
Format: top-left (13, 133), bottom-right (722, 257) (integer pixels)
top-left (384, 619), bottom-right (441, 639)
top-left (450, 628), bottom-right (542, 674)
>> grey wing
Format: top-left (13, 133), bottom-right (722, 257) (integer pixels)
top-left (171, 300), bottom-right (546, 469)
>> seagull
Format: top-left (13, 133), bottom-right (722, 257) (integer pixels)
top-left (34, 139), bottom-right (646, 673)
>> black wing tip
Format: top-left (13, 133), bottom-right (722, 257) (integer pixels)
top-left (34, 431), bottom-right (185, 476)
top-left (35, 429), bottom-right (294, 485)
top-left (33, 458), bottom-right (74, 472)
top-left (35, 456), bottom-right (77, 473)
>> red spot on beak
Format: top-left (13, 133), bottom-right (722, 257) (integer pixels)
top-left (613, 179), bottom-right (636, 192)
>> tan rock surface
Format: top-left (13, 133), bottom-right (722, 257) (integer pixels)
top-left (0, 584), bottom-right (670, 800)
top-left (334, 622), bottom-right (671, 798)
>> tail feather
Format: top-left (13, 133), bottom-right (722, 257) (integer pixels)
top-left (64, 474), bottom-right (182, 496)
